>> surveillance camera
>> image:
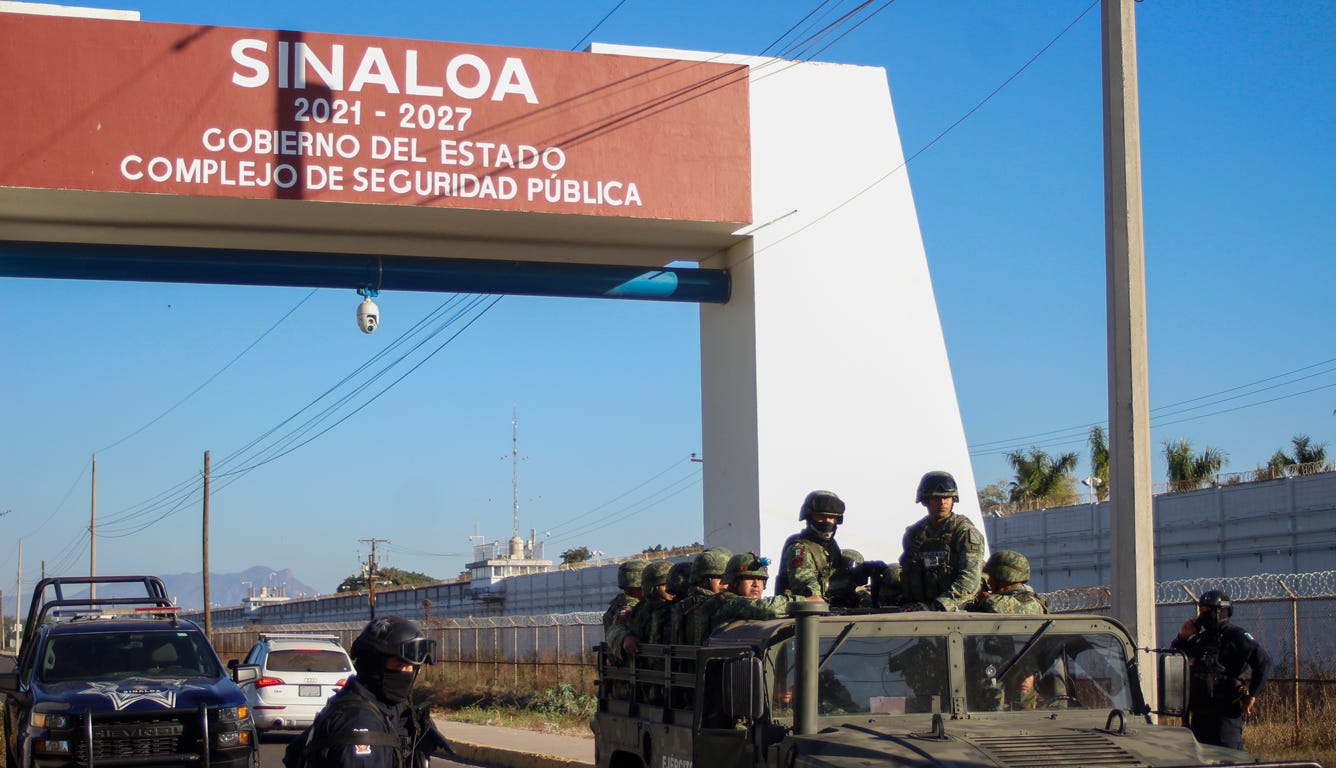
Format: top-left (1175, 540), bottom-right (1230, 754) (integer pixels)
top-left (357, 296), bottom-right (379, 334)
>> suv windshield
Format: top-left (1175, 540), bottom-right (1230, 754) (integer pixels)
top-left (41, 630), bottom-right (220, 682)
top-left (963, 631), bottom-right (1133, 712)
top-left (772, 635), bottom-right (951, 715)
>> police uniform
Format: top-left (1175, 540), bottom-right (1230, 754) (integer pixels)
top-left (899, 513), bottom-right (985, 611)
top-left (1171, 618), bottom-right (1270, 750)
top-left (299, 678), bottom-right (417, 768)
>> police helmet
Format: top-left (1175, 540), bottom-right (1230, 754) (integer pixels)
top-left (351, 616), bottom-right (436, 666)
top-left (617, 559), bottom-right (649, 589)
top-left (690, 547), bottom-right (733, 583)
top-left (725, 552), bottom-right (770, 582)
top-left (1198, 589), bottom-right (1233, 625)
top-left (915, 471), bottom-right (959, 504)
top-left (799, 490), bottom-right (846, 522)
top-left (983, 550), bottom-right (1030, 584)
top-left (641, 560), bottom-right (674, 592)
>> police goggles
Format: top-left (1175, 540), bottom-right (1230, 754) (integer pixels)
top-left (397, 637), bottom-right (437, 665)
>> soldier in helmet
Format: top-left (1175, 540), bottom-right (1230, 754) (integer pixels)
top-left (711, 552), bottom-right (820, 631)
top-left (607, 559), bottom-right (676, 660)
top-left (286, 615), bottom-right (451, 768)
top-left (603, 559), bottom-right (648, 635)
top-left (776, 490), bottom-right (850, 599)
top-left (971, 551), bottom-right (1047, 615)
top-left (671, 547), bottom-right (732, 645)
top-left (899, 471), bottom-right (985, 612)
top-left (1171, 589), bottom-right (1271, 751)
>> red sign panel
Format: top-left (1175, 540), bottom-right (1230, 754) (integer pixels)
top-left (0, 14), bottom-right (751, 223)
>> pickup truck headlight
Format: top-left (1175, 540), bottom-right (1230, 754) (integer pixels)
top-left (31, 713), bottom-right (69, 729)
top-left (217, 705), bottom-right (248, 723)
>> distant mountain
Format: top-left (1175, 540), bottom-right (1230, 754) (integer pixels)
top-left (158, 566), bottom-right (320, 611)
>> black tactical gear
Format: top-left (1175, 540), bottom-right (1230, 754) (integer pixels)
top-left (349, 617), bottom-right (435, 707)
top-left (1196, 589), bottom-right (1233, 631)
top-left (1171, 611), bottom-right (1271, 751)
top-left (799, 490), bottom-right (845, 522)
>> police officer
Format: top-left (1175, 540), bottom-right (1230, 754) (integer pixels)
top-left (603, 559), bottom-right (647, 635)
top-left (1171, 590), bottom-right (1271, 751)
top-left (776, 490), bottom-right (849, 599)
top-left (672, 547), bottom-right (732, 645)
top-left (899, 471), bottom-right (985, 611)
top-left (287, 616), bottom-right (450, 768)
top-left (971, 551), bottom-right (1047, 615)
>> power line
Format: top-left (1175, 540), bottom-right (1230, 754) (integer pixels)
top-left (571, 0), bottom-right (630, 51)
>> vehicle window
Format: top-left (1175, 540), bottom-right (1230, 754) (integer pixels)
top-left (41, 631), bottom-right (220, 682)
top-left (266, 649), bottom-right (351, 673)
top-left (771, 635), bottom-right (950, 716)
top-left (963, 632), bottom-right (1132, 713)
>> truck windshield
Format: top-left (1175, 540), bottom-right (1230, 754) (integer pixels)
top-left (962, 631), bottom-right (1133, 712)
top-left (41, 630), bottom-right (220, 682)
top-left (772, 635), bottom-right (951, 716)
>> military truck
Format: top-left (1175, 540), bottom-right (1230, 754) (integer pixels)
top-left (593, 603), bottom-right (1321, 768)
top-left (0, 575), bottom-right (261, 768)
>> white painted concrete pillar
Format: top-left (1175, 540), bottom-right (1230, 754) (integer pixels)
top-left (594, 45), bottom-right (979, 573)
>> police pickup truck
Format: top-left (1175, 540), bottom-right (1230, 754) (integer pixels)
top-left (0, 576), bottom-right (261, 768)
top-left (594, 603), bottom-right (1322, 768)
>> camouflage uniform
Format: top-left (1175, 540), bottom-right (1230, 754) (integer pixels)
top-left (899, 513), bottom-right (985, 611)
top-left (670, 548), bottom-right (732, 645)
top-left (775, 491), bottom-right (848, 598)
top-left (606, 560), bottom-right (675, 660)
top-left (976, 584), bottom-right (1047, 615)
top-left (602, 559), bottom-right (647, 635)
top-left (973, 551), bottom-right (1047, 615)
top-left (711, 553), bottom-right (810, 631)
top-left (651, 562), bottom-right (693, 643)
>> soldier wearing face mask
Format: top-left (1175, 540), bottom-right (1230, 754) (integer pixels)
top-left (775, 490), bottom-right (849, 599)
top-left (286, 616), bottom-right (451, 768)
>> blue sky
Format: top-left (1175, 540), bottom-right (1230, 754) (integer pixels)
top-left (2, 1), bottom-right (1333, 599)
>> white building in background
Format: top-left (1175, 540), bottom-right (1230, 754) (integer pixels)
top-left (985, 471), bottom-right (1336, 593)
top-left (464, 532), bottom-right (553, 602)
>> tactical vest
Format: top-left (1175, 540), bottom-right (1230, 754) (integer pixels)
top-left (603, 593), bottom-right (637, 633)
top-left (680, 591), bottom-right (738, 645)
top-left (900, 514), bottom-right (977, 604)
top-left (775, 532), bottom-right (841, 597)
top-left (1189, 633), bottom-right (1248, 710)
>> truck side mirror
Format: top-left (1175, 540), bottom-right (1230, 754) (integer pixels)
top-left (232, 664), bottom-right (261, 686)
top-left (0, 671), bottom-right (19, 695)
top-left (1156, 651), bottom-right (1189, 717)
top-left (722, 657), bottom-right (765, 722)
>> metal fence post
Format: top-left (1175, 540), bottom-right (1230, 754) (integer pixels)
top-left (1280, 579), bottom-right (1300, 746)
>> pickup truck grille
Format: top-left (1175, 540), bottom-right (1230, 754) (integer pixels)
top-left (973, 733), bottom-right (1147, 768)
top-left (73, 713), bottom-right (196, 764)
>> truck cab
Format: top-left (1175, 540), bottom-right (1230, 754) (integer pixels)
top-left (594, 604), bottom-right (1320, 768)
top-left (0, 576), bottom-right (261, 768)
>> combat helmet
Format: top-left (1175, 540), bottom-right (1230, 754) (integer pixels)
top-left (351, 616), bottom-right (436, 667)
top-left (983, 550), bottom-right (1030, 584)
top-left (915, 471), bottom-right (959, 504)
top-left (690, 547), bottom-right (733, 583)
top-left (1197, 589), bottom-right (1233, 630)
top-left (724, 552), bottom-right (771, 582)
top-left (666, 561), bottom-right (693, 598)
top-left (841, 549), bottom-right (865, 571)
top-left (800, 490), bottom-right (845, 522)
top-left (617, 559), bottom-right (649, 589)
top-left (641, 560), bottom-right (674, 593)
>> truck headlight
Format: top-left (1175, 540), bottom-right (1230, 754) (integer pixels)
top-left (31, 713), bottom-right (69, 729)
top-left (217, 705), bottom-right (248, 723)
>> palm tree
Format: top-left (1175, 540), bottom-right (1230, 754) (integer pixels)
top-left (1163, 439), bottom-right (1227, 491)
top-left (1088, 426), bottom-right (1111, 501)
top-left (1006, 447), bottom-right (1080, 505)
top-left (1288, 434), bottom-right (1328, 465)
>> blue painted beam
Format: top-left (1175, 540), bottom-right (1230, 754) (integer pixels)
top-left (0, 240), bottom-right (730, 304)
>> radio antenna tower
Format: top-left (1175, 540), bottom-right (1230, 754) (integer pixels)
top-left (511, 406), bottom-right (520, 539)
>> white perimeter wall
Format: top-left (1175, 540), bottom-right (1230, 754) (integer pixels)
top-left (594, 45), bottom-right (980, 580)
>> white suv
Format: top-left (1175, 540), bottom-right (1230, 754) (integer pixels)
top-left (237, 633), bottom-right (352, 732)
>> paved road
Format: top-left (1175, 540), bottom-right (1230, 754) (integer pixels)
top-left (257, 733), bottom-right (481, 767)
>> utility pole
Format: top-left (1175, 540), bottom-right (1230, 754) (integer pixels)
top-left (1102, 0), bottom-right (1157, 704)
top-left (90, 453), bottom-right (97, 600)
top-left (202, 450), bottom-right (212, 638)
top-left (359, 538), bottom-right (390, 619)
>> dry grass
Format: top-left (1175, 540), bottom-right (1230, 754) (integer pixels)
top-left (1245, 683), bottom-right (1336, 767)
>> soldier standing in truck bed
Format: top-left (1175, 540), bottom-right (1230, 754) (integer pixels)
top-left (603, 559), bottom-right (647, 636)
top-left (672, 548), bottom-right (732, 645)
top-left (776, 490), bottom-right (850, 599)
top-left (898, 471), bottom-right (984, 612)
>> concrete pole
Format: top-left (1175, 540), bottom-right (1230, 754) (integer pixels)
top-left (1102, 0), bottom-right (1157, 705)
